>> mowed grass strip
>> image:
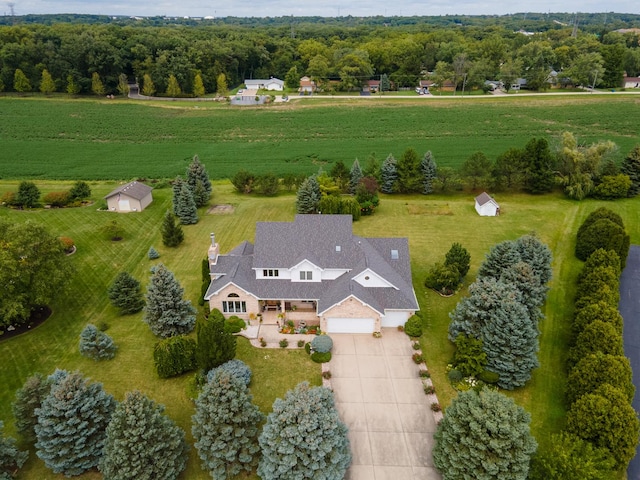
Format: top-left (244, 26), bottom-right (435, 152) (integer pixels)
top-left (1, 95), bottom-right (639, 179)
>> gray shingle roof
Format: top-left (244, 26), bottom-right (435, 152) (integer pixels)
top-left (475, 192), bottom-right (496, 206)
top-left (104, 181), bottom-right (153, 200)
top-left (205, 215), bottom-right (418, 313)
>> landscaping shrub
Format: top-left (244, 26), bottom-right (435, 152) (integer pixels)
top-left (59, 236), bottom-right (75, 254)
top-left (207, 359), bottom-right (251, 386)
top-left (68, 181), bottom-right (91, 201)
top-left (453, 334), bottom-right (487, 377)
top-left (79, 324), bottom-right (117, 361)
top-left (477, 369), bottom-right (500, 384)
top-left (430, 402), bottom-right (441, 412)
top-left (404, 314), bottom-right (423, 338)
top-left (419, 370), bottom-right (431, 378)
top-left (297, 340), bottom-right (305, 348)
top-left (567, 320), bottom-right (624, 369)
top-left (425, 263), bottom-right (460, 295)
top-left (279, 338), bottom-right (289, 348)
top-left (592, 174), bottom-right (631, 199)
top-left (43, 191), bottom-right (70, 207)
top-left (573, 301), bottom-right (623, 337)
top-left (311, 351), bottom-right (331, 363)
top-left (412, 353), bottom-right (424, 364)
top-left (322, 370), bottom-right (332, 380)
top-left (304, 342), bottom-right (311, 354)
top-left (575, 208), bottom-right (629, 267)
top-left (565, 352), bottom-right (634, 406)
top-left (153, 336), bottom-right (197, 378)
top-left (148, 246), bottom-right (160, 259)
top-left (225, 316), bottom-right (246, 334)
top-left (311, 335), bottom-right (333, 353)
top-left (447, 369), bottom-right (463, 383)
top-left (1, 191), bottom-right (16, 206)
top-left (424, 385), bottom-right (436, 394)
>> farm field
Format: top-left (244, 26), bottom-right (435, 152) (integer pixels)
top-left (1, 179), bottom-right (639, 479)
top-left (1, 95), bottom-right (639, 180)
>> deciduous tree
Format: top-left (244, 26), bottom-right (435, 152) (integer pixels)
top-left (35, 370), bottom-right (116, 476)
top-left (91, 72), bottom-right (105, 95)
top-left (192, 369), bottom-right (264, 479)
top-left (68, 180), bottom-right (91, 201)
top-left (144, 264), bottom-right (196, 338)
top-left (13, 69), bottom-right (31, 92)
top-left (142, 73), bottom-right (156, 96)
top-left (193, 72), bottom-right (205, 97)
top-left (39, 69), bottom-right (55, 94)
top-left (433, 388), bottom-right (536, 479)
top-left (166, 74), bottom-right (181, 96)
top-left (461, 151), bottom-right (492, 190)
top-left (0, 220), bottom-right (73, 327)
top-left (258, 382), bottom-right (351, 480)
top-left (100, 391), bottom-right (188, 480)
top-left (15, 181), bottom-right (40, 208)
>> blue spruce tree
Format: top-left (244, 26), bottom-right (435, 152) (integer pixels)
top-left (79, 324), bottom-right (117, 360)
top-left (295, 175), bottom-right (320, 214)
top-left (380, 154), bottom-right (398, 193)
top-left (35, 370), bottom-right (115, 476)
top-left (100, 391), bottom-right (188, 480)
top-left (421, 150), bottom-right (437, 194)
top-left (349, 158), bottom-right (363, 194)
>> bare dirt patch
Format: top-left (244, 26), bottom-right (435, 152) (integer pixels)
top-left (207, 204), bottom-right (235, 214)
top-left (407, 203), bottom-right (454, 216)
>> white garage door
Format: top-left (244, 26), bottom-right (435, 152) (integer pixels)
top-left (381, 311), bottom-right (410, 328)
top-left (326, 317), bottom-right (375, 334)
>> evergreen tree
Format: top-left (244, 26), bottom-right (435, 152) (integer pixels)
top-left (192, 369), bottom-right (264, 479)
top-left (66, 74), bottom-right (80, 95)
top-left (396, 147), bottom-right (421, 193)
top-left (79, 324), bottom-right (117, 360)
top-left (161, 211), bottom-right (184, 248)
top-left (477, 240), bottom-right (521, 280)
top-left (461, 151), bottom-right (492, 190)
top-left (142, 73), bottom-right (155, 96)
top-left (144, 264), bottom-right (196, 338)
top-left (196, 309), bottom-right (236, 373)
top-left (11, 373), bottom-right (51, 443)
top-left (420, 150), bottom-right (437, 194)
top-left (523, 137), bottom-right (555, 194)
top-left (13, 69), bottom-right (31, 92)
top-left (100, 391), bottom-right (188, 480)
top-left (620, 144), bottom-right (640, 196)
top-left (565, 352), bottom-right (634, 406)
top-left (380, 73), bottom-right (390, 91)
top-left (186, 155), bottom-right (212, 207)
top-left (68, 180), bottom-right (91, 201)
top-left (107, 271), bottom-right (145, 315)
top-left (349, 158), bottom-right (363, 194)
top-left (15, 181), bottom-right (40, 208)
top-left (295, 175), bottom-right (320, 214)
top-left (380, 153), bottom-right (398, 193)
top-left (166, 74), bottom-right (181, 96)
top-left (258, 383), bottom-right (351, 480)
top-left (0, 421), bottom-right (28, 479)
top-left (444, 242), bottom-right (471, 279)
top-left (329, 160), bottom-right (349, 191)
top-left (193, 73), bottom-right (205, 97)
top-left (39, 69), bottom-right (55, 94)
top-left (35, 370), bottom-right (116, 476)
top-left (567, 320), bottom-right (624, 369)
top-left (148, 246), bottom-right (160, 259)
top-left (91, 72), bottom-right (105, 96)
top-left (514, 234), bottom-right (553, 286)
top-left (216, 73), bottom-right (228, 97)
top-left (175, 182), bottom-right (198, 225)
top-left (566, 384), bottom-right (639, 470)
top-left (433, 388), bottom-right (537, 480)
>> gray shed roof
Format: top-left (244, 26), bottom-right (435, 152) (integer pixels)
top-left (104, 181), bottom-right (153, 200)
top-left (475, 192), bottom-right (497, 206)
top-left (205, 215), bottom-right (418, 313)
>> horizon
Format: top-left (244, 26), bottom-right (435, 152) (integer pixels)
top-left (3, 1), bottom-right (639, 20)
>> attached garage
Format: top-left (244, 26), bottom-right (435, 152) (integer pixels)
top-left (326, 317), bottom-right (375, 334)
top-left (381, 311), bottom-right (411, 328)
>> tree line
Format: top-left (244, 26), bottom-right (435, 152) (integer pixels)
top-left (1, 15), bottom-right (639, 96)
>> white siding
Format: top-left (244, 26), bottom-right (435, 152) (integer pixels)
top-left (353, 269), bottom-right (394, 288)
top-left (381, 310), bottom-right (412, 327)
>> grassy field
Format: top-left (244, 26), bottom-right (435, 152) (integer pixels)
top-left (1, 95), bottom-right (639, 180)
top-left (1, 178), bottom-right (638, 479)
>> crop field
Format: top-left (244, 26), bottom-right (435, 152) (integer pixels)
top-left (1, 94), bottom-right (639, 180)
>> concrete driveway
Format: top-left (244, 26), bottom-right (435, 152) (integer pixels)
top-left (329, 330), bottom-right (441, 480)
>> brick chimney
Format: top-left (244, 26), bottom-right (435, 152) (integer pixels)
top-left (208, 233), bottom-right (220, 266)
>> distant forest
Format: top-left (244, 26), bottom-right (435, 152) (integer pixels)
top-left (0, 13), bottom-right (639, 95)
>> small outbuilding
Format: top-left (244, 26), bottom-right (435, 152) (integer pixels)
top-left (474, 192), bottom-right (500, 216)
top-left (104, 181), bottom-right (153, 212)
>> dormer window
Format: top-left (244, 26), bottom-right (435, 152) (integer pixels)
top-left (262, 269), bottom-right (279, 277)
top-left (300, 271), bottom-right (313, 281)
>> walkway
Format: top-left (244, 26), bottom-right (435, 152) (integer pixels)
top-left (329, 330), bottom-right (442, 480)
top-left (621, 245), bottom-right (640, 479)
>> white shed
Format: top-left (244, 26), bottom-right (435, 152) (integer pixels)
top-left (104, 181), bottom-right (153, 212)
top-left (474, 192), bottom-right (500, 216)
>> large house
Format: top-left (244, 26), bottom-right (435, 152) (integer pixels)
top-left (104, 181), bottom-right (153, 212)
top-left (204, 215), bottom-right (419, 333)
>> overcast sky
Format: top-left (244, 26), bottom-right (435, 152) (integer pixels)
top-left (4, 0), bottom-right (639, 19)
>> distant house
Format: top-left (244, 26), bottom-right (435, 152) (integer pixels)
top-left (475, 192), bottom-right (500, 216)
top-left (244, 78), bottom-right (284, 91)
top-left (104, 181), bottom-right (153, 212)
top-left (624, 76), bottom-right (640, 89)
top-left (363, 80), bottom-right (380, 93)
top-left (299, 76), bottom-right (317, 94)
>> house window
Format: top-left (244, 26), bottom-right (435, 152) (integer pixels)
top-left (228, 293), bottom-right (239, 297)
top-left (222, 300), bottom-right (246, 313)
top-left (262, 269), bottom-right (279, 277)
top-left (299, 271), bottom-right (313, 280)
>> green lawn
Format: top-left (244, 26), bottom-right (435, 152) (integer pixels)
top-left (1, 95), bottom-right (639, 180)
top-left (0, 180), bottom-right (639, 479)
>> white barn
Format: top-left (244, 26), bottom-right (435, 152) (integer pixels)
top-left (104, 181), bottom-right (153, 212)
top-left (474, 192), bottom-right (500, 216)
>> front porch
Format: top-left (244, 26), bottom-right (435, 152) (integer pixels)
top-left (257, 300), bottom-right (320, 329)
